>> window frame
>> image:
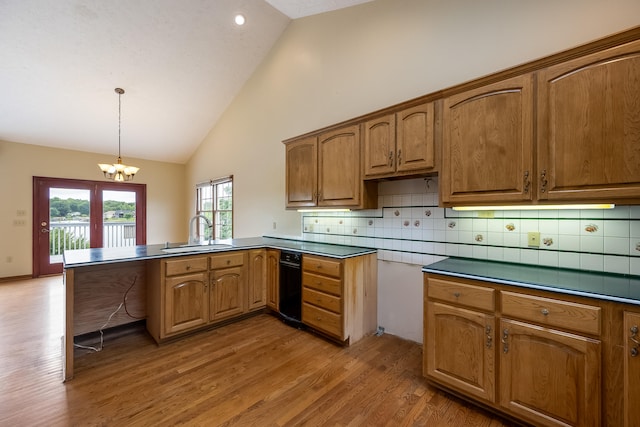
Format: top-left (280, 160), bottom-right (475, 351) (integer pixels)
top-left (195, 175), bottom-right (233, 241)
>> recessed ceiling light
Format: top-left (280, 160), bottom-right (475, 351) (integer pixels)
top-left (234, 14), bottom-right (245, 26)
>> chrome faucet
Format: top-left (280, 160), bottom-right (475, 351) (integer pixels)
top-left (188, 214), bottom-right (212, 245)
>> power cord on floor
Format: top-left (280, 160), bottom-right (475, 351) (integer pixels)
top-left (73, 275), bottom-right (142, 352)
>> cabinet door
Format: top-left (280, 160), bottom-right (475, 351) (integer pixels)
top-left (266, 249), bottom-right (280, 311)
top-left (537, 40), bottom-right (640, 202)
top-left (318, 125), bottom-right (362, 207)
top-left (499, 318), bottom-right (601, 427)
top-left (425, 301), bottom-right (496, 403)
top-left (396, 102), bottom-right (435, 174)
top-left (363, 114), bottom-right (396, 178)
top-left (441, 74), bottom-right (534, 205)
top-left (210, 266), bottom-right (245, 322)
top-left (285, 136), bottom-right (317, 208)
top-left (247, 249), bottom-right (267, 311)
top-left (624, 311), bottom-right (640, 427)
top-left (164, 272), bottom-right (208, 335)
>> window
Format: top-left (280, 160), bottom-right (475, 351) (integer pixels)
top-left (196, 175), bottom-right (233, 240)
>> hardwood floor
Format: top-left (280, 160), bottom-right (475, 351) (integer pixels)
top-left (0, 276), bottom-right (517, 426)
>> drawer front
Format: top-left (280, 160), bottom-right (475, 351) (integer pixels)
top-left (303, 287), bottom-right (342, 314)
top-left (427, 277), bottom-right (495, 311)
top-left (303, 302), bottom-right (343, 338)
top-left (210, 252), bottom-right (245, 269)
top-left (501, 291), bottom-right (601, 336)
top-left (303, 255), bottom-right (342, 278)
top-left (303, 272), bottom-right (342, 296)
top-left (165, 256), bottom-right (208, 276)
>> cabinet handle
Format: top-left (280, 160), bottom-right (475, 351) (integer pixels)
top-left (541, 308), bottom-right (549, 316)
top-left (316, 316), bottom-right (322, 321)
top-left (186, 264), bottom-right (191, 270)
top-left (523, 171), bottom-right (530, 194)
top-left (453, 292), bottom-right (461, 298)
top-left (501, 329), bottom-right (509, 354)
top-left (397, 149), bottom-right (402, 165)
top-left (631, 325), bottom-right (640, 346)
top-left (486, 325), bottom-right (492, 349)
top-left (226, 260), bottom-right (231, 265)
top-left (388, 150), bottom-right (394, 167)
top-left (540, 169), bottom-right (548, 193)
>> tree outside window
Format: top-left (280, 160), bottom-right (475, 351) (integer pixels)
top-left (196, 176), bottom-right (233, 240)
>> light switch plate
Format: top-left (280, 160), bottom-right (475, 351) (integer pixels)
top-left (527, 231), bottom-right (540, 247)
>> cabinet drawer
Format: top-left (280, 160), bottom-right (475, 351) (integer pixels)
top-left (501, 291), bottom-right (601, 336)
top-left (210, 252), bottom-right (245, 269)
top-left (303, 255), bottom-right (342, 278)
top-left (303, 302), bottom-right (343, 338)
top-left (303, 272), bottom-right (342, 296)
top-left (427, 277), bottom-right (495, 311)
top-left (165, 256), bottom-right (208, 276)
top-left (303, 287), bottom-right (342, 314)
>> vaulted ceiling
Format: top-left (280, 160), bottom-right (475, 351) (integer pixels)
top-left (0, 0), bottom-right (373, 163)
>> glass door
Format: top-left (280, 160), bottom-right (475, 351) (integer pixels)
top-left (33, 177), bottom-right (146, 277)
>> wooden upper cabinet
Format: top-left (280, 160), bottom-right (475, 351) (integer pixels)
top-left (285, 124), bottom-right (376, 209)
top-left (285, 136), bottom-right (317, 208)
top-left (363, 114), bottom-right (396, 177)
top-left (440, 74), bottom-right (534, 206)
top-left (397, 103), bottom-right (436, 174)
top-left (318, 125), bottom-right (362, 207)
top-left (363, 103), bottom-right (436, 179)
top-left (537, 39), bottom-right (640, 202)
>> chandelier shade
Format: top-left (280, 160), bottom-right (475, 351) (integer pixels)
top-left (98, 88), bottom-right (139, 182)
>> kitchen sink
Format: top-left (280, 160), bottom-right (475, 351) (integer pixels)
top-left (161, 244), bottom-right (232, 254)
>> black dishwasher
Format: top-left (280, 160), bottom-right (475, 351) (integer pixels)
top-left (279, 251), bottom-right (304, 328)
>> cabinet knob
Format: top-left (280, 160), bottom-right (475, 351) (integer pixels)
top-left (316, 316), bottom-right (322, 321)
top-left (541, 308), bottom-right (549, 316)
top-left (501, 329), bottom-right (509, 354)
top-left (453, 292), bottom-right (461, 298)
top-left (540, 169), bottom-right (548, 193)
top-left (186, 264), bottom-right (191, 270)
top-left (631, 325), bottom-right (640, 346)
top-left (523, 171), bottom-right (531, 194)
top-left (226, 259), bottom-right (231, 265)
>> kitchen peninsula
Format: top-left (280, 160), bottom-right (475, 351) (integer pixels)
top-left (63, 237), bottom-right (377, 381)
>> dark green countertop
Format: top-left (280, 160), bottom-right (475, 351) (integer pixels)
top-left (63, 236), bottom-right (377, 268)
top-left (422, 257), bottom-right (640, 306)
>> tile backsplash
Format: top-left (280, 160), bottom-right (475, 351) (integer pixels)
top-left (301, 177), bottom-right (640, 275)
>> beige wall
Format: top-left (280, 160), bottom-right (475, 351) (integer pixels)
top-left (0, 139), bottom-right (186, 278)
top-left (186, 0), bottom-right (640, 341)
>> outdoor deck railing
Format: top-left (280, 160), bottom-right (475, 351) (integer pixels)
top-left (50, 221), bottom-right (137, 253)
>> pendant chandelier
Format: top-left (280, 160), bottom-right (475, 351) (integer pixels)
top-left (98, 88), bottom-right (140, 182)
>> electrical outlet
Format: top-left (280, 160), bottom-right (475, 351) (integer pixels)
top-left (527, 231), bottom-right (540, 247)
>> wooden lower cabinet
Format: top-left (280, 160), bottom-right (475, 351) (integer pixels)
top-left (425, 301), bottom-right (495, 403)
top-left (164, 271), bottom-right (209, 335)
top-left (624, 311), bottom-right (640, 427)
top-left (147, 250), bottom-right (265, 342)
top-left (499, 318), bottom-right (601, 427)
top-left (209, 265), bottom-right (245, 322)
top-left (247, 249), bottom-right (267, 311)
top-left (424, 273), bottom-right (611, 427)
top-left (302, 253), bottom-right (377, 345)
top-left (266, 249), bottom-right (280, 311)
